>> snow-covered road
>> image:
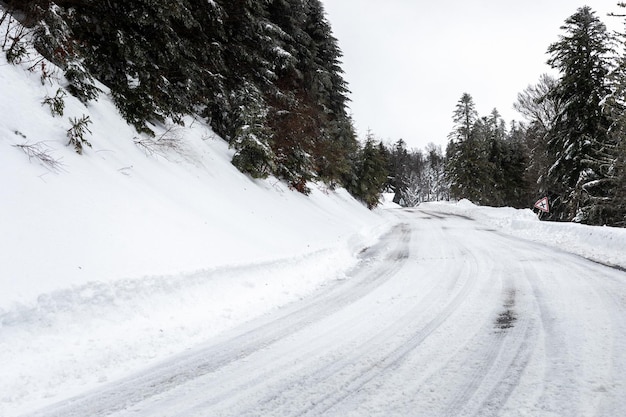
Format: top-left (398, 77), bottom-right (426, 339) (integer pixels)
top-left (21, 208), bottom-right (626, 417)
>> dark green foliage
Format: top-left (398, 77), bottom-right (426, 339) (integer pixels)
top-left (42, 88), bottom-right (66, 116)
top-left (596, 3), bottom-right (626, 226)
top-left (544, 6), bottom-right (613, 223)
top-left (231, 136), bottom-right (275, 180)
top-left (445, 93), bottom-right (489, 204)
top-left (64, 60), bottom-right (100, 103)
top-left (266, 93), bottom-right (319, 192)
top-left (313, 117), bottom-right (358, 189)
top-left (229, 82), bottom-right (275, 179)
top-left (346, 134), bottom-right (388, 208)
top-left (66, 114), bottom-right (92, 154)
top-left (262, 0), bottom-right (353, 189)
top-left (611, 138), bottom-right (626, 226)
top-left (387, 139), bottom-right (412, 204)
top-left (3, 0), bottom-right (363, 197)
top-left (4, 28), bottom-right (28, 64)
top-left (445, 94), bottom-right (530, 207)
top-left (8, 1), bottom-right (102, 103)
top-left (446, 134), bottom-right (490, 204)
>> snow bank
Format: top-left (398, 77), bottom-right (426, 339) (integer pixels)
top-left (0, 50), bottom-right (391, 309)
top-left (0, 33), bottom-right (396, 416)
top-left (423, 199), bottom-right (626, 270)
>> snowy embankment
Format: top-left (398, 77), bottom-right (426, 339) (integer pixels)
top-left (0, 42), bottom-right (396, 415)
top-left (421, 199), bottom-right (626, 270)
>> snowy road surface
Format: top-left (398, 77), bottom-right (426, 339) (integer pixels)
top-left (22, 208), bottom-right (626, 417)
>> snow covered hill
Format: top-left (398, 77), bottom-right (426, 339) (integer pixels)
top-left (0, 36), bottom-right (396, 415)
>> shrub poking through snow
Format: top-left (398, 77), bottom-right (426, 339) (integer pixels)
top-left (66, 115), bottom-right (92, 154)
top-left (133, 125), bottom-right (186, 159)
top-left (1, 13), bottom-right (29, 64)
top-left (42, 88), bottom-right (66, 117)
top-left (13, 141), bottom-right (63, 171)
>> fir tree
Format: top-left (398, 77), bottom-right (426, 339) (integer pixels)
top-left (348, 133), bottom-right (389, 208)
top-left (545, 6), bottom-right (614, 223)
top-left (424, 143), bottom-right (447, 201)
top-left (598, 2), bottom-right (626, 226)
top-left (266, 0), bottom-right (354, 188)
top-left (387, 139), bottom-right (412, 205)
top-left (449, 93), bottom-right (478, 143)
top-left (446, 93), bottom-right (490, 204)
top-left (230, 82), bottom-right (276, 179)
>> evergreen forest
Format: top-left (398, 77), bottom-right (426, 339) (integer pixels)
top-left (444, 6), bottom-right (626, 226)
top-left (1, 0), bottom-right (372, 198)
top-left (1, 2), bottom-right (626, 226)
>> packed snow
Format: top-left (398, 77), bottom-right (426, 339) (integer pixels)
top-left (1, 18), bottom-right (626, 417)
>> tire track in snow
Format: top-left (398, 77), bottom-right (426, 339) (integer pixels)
top-left (288, 251), bottom-right (480, 417)
top-left (178, 210), bottom-right (625, 417)
top-left (130, 222), bottom-right (417, 417)
top-left (440, 265), bottom-right (539, 417)
top-left (322, 216), bottom-right (545, 417)
top-left (521, 251), bottom-right (626, 417)
top-left (21, 224), bottom-right (412, 417)
top-left (215, 213), bottom-right (486, 417)
top-left (285, 212), bottom-right (535, 417)
top-left (108, 214), bottom-right (475, 417)
top-left (382, 229), bottom-right (540, 417)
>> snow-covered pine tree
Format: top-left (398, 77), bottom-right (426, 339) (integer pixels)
top-left (387, 139), bottom-right (412, 205)
top-left (501, 127), bottom-right (531, 208)
top-left (424, 143), bottom-right (447, 202)
top-left (264, 0), bottom-right (355, 189)
top-left (261, 0), bottom-right (317, 192)
top-left (306, 1), bottom-right (356, 187)
top-left (483, 109), bottom-right (508, 206)
top-left (346, 133), bottom-right (389, 208)
top-left (597, 2), bottom-right (626, 226)
top-left (230, 82), bottom-right (276, 179)
top-left (445, 93), bottom-right (491, 204)
top-left (480, 109), bottom-right (529, 208)
top-left (449, 93), bottom-right (478, 143)
top-left (545, 6), bottom-right (614, 223)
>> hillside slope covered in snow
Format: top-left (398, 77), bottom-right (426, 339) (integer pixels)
top-left (0, 28), bottom-right (398, 415)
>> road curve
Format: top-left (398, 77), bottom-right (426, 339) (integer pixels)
top-left (24, 208), bottom-right (626, 417)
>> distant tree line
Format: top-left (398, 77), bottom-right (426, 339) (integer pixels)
top-left (445, 95), bottom-right (529, 208)
top-left (347, 4), bottom-right (626, 226)
top-left (1, 0), bottom-right (382, 205)
top-left (380, 138), bottom-right (448, 206)
top-left (445, 6), bottom-right (626, 227)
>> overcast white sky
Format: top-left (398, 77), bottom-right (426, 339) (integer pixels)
top-left (322, 0), bottom-right (623, 150)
